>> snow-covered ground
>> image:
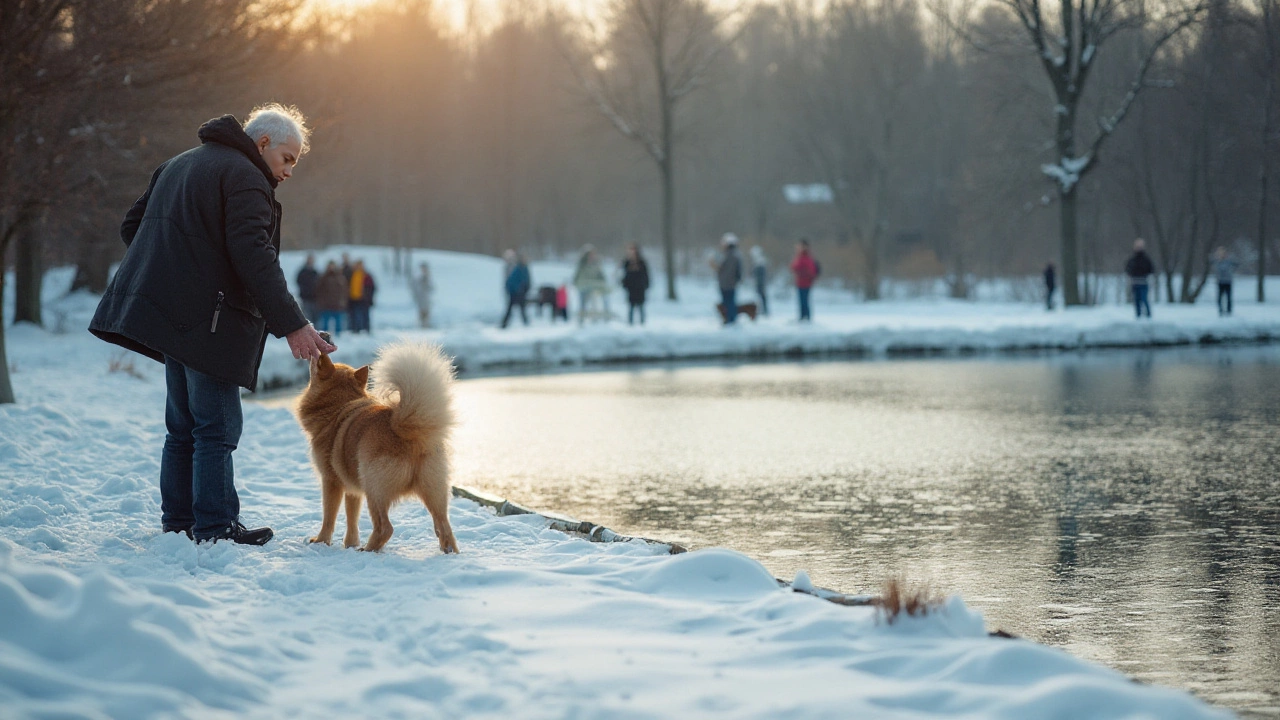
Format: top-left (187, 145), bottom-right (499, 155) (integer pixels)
top-left (0, 248), bottom-right (1267, 718)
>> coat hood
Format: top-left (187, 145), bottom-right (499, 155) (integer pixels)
top-left (197, 115), bottom-right (279, 189)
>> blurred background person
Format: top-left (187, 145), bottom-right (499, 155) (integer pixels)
top-left (348, 259), bottom-right (376, 333)
top-left (790, 239), bottom-right (819, 322)
top-left (316, 260), bottom-right (347, 335)
top-left (714, 233), bottom-right (742, 326)
top-left (1212, 247), bottom-right (1237, 316)
top-left (412, 261), bottom-right (434, 328)
top-left (501, 250), bottom-right (531, 328)
top-left (1124, 239), bottom-right (1154, 319)
top-left (1043, 261), bottom-right (1056, 311)
top-left (296, 253), bottom-right (319, 322)
top-left (750, 244), bottom-right (769, 317)
top-left (621, 243), bottom-right (650, 326)
top-left (573, 245), bottom-right (609, 325)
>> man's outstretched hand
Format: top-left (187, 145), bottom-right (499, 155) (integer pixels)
top-left (286, 324), bottom-right (338, 361)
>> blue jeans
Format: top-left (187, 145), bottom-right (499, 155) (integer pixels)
top-left (1217, 283), bottom-right (1232, 315)
top-left (754, 268), bottom-right (769, 316)
top-left (161, 357), bottom-right (243, 539)
top-left (318, 311), bottom-right (343, 334)
top-left (721, 288), bottom-right (737, 325)
top-left (798, 287), bottom-right (812, 321)
top-left (1133, 284), bottom-right (1151, 318)
top-left (628, 302), bottom-right (645, 325)
top-left (501, 293), bottom-right (528, 328)
top-left (349, 301), bottom-right (371, 333)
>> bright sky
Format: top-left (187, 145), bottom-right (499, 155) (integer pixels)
top-left (311, 0), bottom-right (609, 30)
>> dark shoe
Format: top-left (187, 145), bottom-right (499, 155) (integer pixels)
top-left (197, 522), bottom-right (274, 546)
top-left (163, 525), bottom-right (194, 540)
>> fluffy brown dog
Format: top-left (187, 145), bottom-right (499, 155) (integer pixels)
top-left (297, 342), bottom-right (459, 553)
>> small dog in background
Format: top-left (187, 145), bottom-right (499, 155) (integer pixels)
top-left (716, 301), bottom-right (758, 322)
top-left (296, 341), bottom-right (459, 554)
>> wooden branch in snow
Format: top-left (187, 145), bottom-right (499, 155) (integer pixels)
top-left (452, 484), bottom-right (687, 553)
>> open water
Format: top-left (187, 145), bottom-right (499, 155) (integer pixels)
top-left (443, 346), bottom-right (1280, 717)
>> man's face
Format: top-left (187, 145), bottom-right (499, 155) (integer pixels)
top-left (256, 135), bottom-right (302, 183)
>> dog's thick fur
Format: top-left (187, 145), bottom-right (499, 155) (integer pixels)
top-left (297, 342), bottom-right (459, 553)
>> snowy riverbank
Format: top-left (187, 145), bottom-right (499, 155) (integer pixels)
top-left (0, 316), bottom-right (1236, 719)
top-left (11, 246), bottom-right (1277, 391)
top-left (274, 247), bottom-right (1280, 386)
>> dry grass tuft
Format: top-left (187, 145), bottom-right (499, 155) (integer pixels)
top-left (875, 575), bottom-right (945, 624)
top-left (108, 352), bottom-right (145, 380)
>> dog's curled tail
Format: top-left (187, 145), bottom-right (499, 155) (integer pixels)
top-left (371, 341), bottom-right (456, 436)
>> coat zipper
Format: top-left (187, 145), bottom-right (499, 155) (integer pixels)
top-left (211, 292), bottom-right (224, 333)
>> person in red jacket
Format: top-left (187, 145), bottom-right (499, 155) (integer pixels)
top-left (554, 284), bottom-right (569, 322)
top-left (789, 239), bottom-right (819, 321)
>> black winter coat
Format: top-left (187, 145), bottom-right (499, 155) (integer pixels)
top-left (297, 266), bottom-right (319, 301)
top-left (89, 115), bottom-right (308, 390)
top-left (621, 257), bottom-right (650, 304)
top-left (1125, 251), bottom-right (1155, 281)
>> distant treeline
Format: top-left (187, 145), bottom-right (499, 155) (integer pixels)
top-left (3, 0), bottom-right (1278, 309)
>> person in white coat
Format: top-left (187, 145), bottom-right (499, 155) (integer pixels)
top-left (412, 262), bottom-right (434, 328)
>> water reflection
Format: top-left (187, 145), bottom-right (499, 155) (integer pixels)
top-left (444, 347), bottom-right (1279, 717)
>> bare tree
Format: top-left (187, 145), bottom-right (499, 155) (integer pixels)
top-left (1251, 0), bottom-right (1279, 300)
top-left (962, 0), bottom-right (1207, 305)
top-left (0, 0), bottom-right (299, 404)
top-left (786, 0), bottom-right (933, 298)
top-left (565, 0), bottom-right (738, 300)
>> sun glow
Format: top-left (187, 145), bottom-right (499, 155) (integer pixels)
top-left (306, 0), bottom-right (609, 32)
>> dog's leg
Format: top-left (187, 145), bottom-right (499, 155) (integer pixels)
top-left (361, 495), bottom-right (394, 552)
top-left (308, 474), bottom-right (343, 545)
top-left (418, 483), bottom-right (459, 554)
top-left (342, 493), bottom-right (363, 549)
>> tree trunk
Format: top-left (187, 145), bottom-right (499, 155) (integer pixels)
top-left (1260, 167), bottom-right (1270, 302)
top-left (0, 265), bottom-right (13, 404)
top-left (661, 100), bottom-right (677, 301)
top-left (1259, 9), bottom-right (1275, 303)
top-left (1061, 185), bottom-right (1082, 306)
top-left (863, 229), bottom-right (883, 300)
top-left (13, 215), bottom-right (42, 326)
top-left (71, 233), bottom-right (114, 294)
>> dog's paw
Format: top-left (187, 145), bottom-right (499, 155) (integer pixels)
top-left (307, 536), bottom-right (331, 545)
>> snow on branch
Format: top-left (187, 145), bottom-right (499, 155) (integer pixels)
top-left (1085, 2), bottom-right (1207, 160)
top-left (1041, 153), bottom-right (1093, 192)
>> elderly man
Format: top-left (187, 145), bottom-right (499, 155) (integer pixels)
top-left (90, 105), bottom-right (335, 546)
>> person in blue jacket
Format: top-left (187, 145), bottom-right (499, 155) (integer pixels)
top-left (501, 250), bottom-right (531, 328)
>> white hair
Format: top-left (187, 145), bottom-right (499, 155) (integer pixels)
top-left (243, 103), bottom-right (310, 155)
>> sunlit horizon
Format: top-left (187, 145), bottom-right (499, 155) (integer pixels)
top-left (307, 0), bottom-right (612, 31)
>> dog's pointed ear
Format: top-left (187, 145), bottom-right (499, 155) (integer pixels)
top-left (316, 353), bottom-right (335, 376)
top-left (354, 365), bottom-right (370, 388)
